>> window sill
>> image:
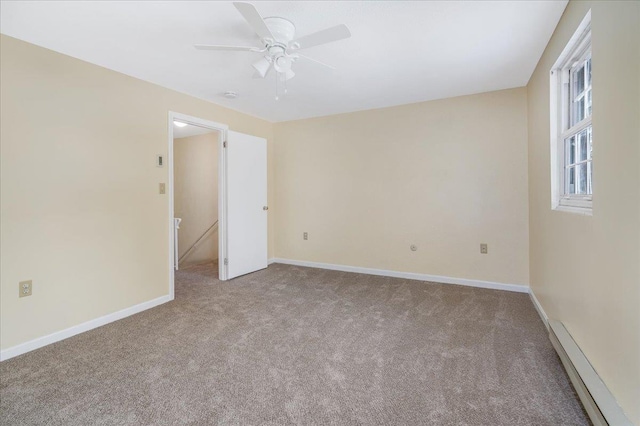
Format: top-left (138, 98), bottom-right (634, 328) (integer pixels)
top-left (553, 204), bottom-right (593, 216)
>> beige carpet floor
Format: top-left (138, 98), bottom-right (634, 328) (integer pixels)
top-left (1, 262), bottom-right (589, 425)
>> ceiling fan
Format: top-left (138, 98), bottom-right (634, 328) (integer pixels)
top-left (195, 2), bottom-right (351, 97)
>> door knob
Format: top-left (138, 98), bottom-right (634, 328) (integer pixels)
top-left (263, 206), bottom-right (269, 211)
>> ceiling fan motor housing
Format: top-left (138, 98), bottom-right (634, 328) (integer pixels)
top-left (263, 17), bottom-right (296, 44)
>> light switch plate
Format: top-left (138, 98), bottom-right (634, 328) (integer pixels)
top-left (159, 183), bottom-right (166, 194)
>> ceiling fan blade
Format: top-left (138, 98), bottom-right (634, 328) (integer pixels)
top-left (194, 44), bottom-right (260, 52)
top-left (233, 2), bottom-right (274, 40)
top-left (283, 69), bottom-right (295, 81)
top-left (295, 53), bottom-right (336, 70)
top-left (290, 24), bottom-right (351, 50)
top-left (252, 57), bottom-right (273, 78)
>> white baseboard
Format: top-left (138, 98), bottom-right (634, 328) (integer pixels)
top-left (549, 320), bottom-right (633, 426)
top-left (0, 294), bottom-right (173, 362)
top-left (528, 289), bottom-right (549, 330)
top-left (268, 258), bottom-right (528, 293)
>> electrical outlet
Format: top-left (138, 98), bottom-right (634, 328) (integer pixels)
top-left (19, 280), bottom-right (32, 298)
top-left (159, 183), bottom-right (166, 194)
top-left (303, 232), bottom-right (308, 240)
top-left (480, 243), bottom-right (488, 254)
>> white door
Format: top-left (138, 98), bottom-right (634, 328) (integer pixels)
top-left (226, 131), bottom-right (268, 279)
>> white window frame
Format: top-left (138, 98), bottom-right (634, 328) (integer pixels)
top-left (550, 10), bottom-right (592, 216)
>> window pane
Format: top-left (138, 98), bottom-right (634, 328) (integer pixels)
top-left (574, 65), bottom-right (585, 98)
top-left (563, 127), bottom-right (593, 196)
top-left (566, 166), bottom-right (576, 194)
top-left (577, 163), bottom-right (588, 194)
top-left (570, 58), bottom-right (591, 126)
top-left (587, 126), bottom-right (592, 160)
top-left (579, 129), bottom-right (588, 161)
top-left (573, 96), bottom-right (585, 125)
top-left (565, 136), bottom-right (576, 165)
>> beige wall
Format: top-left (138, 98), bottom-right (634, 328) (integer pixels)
top-left (274, 88), bottom-right (530, 286)
top-left (527, 1), bottom-right (640, 423)
top-left (174, 132), bottom-right (219, 265)
top-left (0, 35), bottom-right (275, 350)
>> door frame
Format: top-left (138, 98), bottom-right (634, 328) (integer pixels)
top-left (168, 111), bottom-right (229, 299)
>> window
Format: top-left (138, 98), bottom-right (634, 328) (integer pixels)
top-left (550, 11), bottom-right (592, 215)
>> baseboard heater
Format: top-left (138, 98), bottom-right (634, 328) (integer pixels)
top-left (548, 320), bottom-right (632, 426)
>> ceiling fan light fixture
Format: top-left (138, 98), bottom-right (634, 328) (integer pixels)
top-left (223, 91), bottom-right (239, 99)
top-left (273, 55), bottom-right (292, 73)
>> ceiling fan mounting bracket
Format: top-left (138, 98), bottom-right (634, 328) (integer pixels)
top-left (267, 44), bottom-right (287, 55)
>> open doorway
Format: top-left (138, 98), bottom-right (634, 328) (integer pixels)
top-left (168, 112), bottom-right (228, 298)
top-left (167, 112), bottom-right (268, 299)
top-left (173, 124), bottom-right (220, 273)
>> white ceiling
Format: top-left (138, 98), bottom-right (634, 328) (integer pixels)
top-left (0, 1), bottom-right (567, 122)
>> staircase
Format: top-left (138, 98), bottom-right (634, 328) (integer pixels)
top-left (176, 220), bottom-right (219, 268)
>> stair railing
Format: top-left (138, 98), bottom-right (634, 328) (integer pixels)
top-left (177, 220), bottom-right (219, 267)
